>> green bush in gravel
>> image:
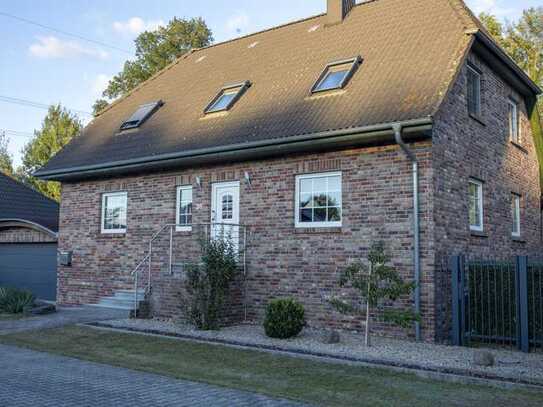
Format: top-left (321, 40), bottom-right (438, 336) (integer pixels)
top-left (0, 287), bottom-right (35, 314)
top-left (264, 298), bottom-right (305, 339)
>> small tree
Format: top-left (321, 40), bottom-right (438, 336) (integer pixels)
top-left (184, 235), bottom-right (238, 330)
top-left (327, 242), bottom-right (419, 346)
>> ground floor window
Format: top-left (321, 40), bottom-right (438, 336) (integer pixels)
top-left (176, 186), bottom-right (193, 231)
top-left (101, 192), bottom-right (127, 234)
top-left (295, 172), bottom-right (342, 228)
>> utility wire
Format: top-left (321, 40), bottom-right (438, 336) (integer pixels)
top-left (0, 11), bottom-right (132, 54)
top-left (1, 129), bottom-right (35, 138)
top-left (0, 95), bottom-right (92, 116)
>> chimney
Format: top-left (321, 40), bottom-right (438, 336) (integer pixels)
top-left (326, 0), bottom-right (356, 26)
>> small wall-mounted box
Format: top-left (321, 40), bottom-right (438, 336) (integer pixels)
top-left (59, 251), bottom-right (73, 267)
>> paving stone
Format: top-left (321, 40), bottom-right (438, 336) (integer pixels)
top-left (0, 344), bottom-right (307, 407)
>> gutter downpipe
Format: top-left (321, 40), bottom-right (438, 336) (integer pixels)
top-left (393, 124), bottom-right (421, 342)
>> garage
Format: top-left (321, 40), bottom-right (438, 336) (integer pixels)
top-left (0, 172), bottom-right (59, 302)
top-left (0, 243), bottom-right (58, 301)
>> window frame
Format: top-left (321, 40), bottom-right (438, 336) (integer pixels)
top-left (466, 65), bottom-right (482, 118)
top-left (508, 98), bottom-right (520, 144)
top-left (120, 100), bottom-right (163, 131)
top-left (204, 81), bottom-right (251, 114)
top-left (468, 179), bottom-right (484, 232)
top-left (176, 185), bottom-right (193, 232)
top-left (101, 191), bottom-right (128, 234)
top-left (295, 171), bottom-right (342, 228)
top-left (311, 56), bottom-right (362, 94)
top-left (512, 193), bottom-right (521, 238)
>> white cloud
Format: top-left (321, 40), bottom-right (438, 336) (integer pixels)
top-left (112, 17), bottom-right (164, 35)
top-left (29, 36), bottom-right (109, 59)
top-left (466, 0), bottom-right (518, 18)
top-left (91, 74), bottom-right (111, 98)
top-left (226, 12), bottom-right (250, 34)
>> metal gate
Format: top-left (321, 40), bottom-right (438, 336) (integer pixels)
top-left (451, 256), bottom-right (543, 353)
top-left (0, 243), bottom-right (57, 301)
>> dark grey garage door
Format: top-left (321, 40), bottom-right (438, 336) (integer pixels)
top-left (0, 243), bottom-right (57, 301)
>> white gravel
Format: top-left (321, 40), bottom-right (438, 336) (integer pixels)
top-left (96, 318), bottom-right (543, 386)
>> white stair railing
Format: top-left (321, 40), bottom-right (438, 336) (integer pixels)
top-left (129, 222), bottom-right (248, 318)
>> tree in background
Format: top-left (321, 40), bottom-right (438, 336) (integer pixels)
top-left (18, 105), bottom-right (82, 201)
top-left (479, 8), bottom-right (542, 108)
top-left (0, 131), bottom-right (14, 177)
top-left (93, 17), bottom-right (213, 116)
top-left (91, 99), bottom-right (110, 117)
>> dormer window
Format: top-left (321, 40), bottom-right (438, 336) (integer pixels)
top-left (205, 81), bottom-right (251, 114)
top-left (311, 56), bottom-right (362, 93)
top-left (120, 101), bottom-right (163, 130)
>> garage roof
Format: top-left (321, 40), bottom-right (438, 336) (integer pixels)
top-left (0, 172), bottom-right (59, 233)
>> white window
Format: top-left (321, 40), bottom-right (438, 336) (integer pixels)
top-left (508, 99), bottom-right (520, 143)
top-left (467, 65), bottom-right (481, 117)
top-left (176, 186), bottom-right (193, 231)
top-left (468, 179), bottom-right (483, 232)
top-left (101, 192), bottom-right (127, 234)
top-left (512, 194), bottom-right (521, 237)
top-left (295, 172), bottom-right (342, 228)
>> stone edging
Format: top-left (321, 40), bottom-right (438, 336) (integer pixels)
top-left (85, 322), bottom-right (543, 390)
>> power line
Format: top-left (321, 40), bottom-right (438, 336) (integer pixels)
top-left (0, 11), bottom-right (132, 54)
top-left (0, 95), bottom-right (92, 116)
top-left (0, 129), bottom-right (35, 138)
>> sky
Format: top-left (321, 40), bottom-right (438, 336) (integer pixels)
top-left (0, 0), bottom-right (540, 167)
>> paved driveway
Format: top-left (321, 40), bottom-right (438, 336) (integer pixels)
top-left (0, 344), bottom-right (305, 406)
top-left (0, 306), bottom-right (127, 335)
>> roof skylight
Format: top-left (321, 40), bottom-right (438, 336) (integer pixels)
top-left (311, 56), bottom-right (362, 93)
top-left (204, 81), bottom-right (251, 114)
top-left (120, 101), bottom-right (163, 130)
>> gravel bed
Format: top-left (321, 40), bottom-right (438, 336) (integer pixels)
top-left (92, 318), bottom-right (543, 386)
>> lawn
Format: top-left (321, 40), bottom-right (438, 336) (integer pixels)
top-left (0, 326), bottom-right (541, 407)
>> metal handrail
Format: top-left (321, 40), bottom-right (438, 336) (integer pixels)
top-left (130, 254), bottom-right (150, 276)
top-left (129, 222), bottom-right (248, 318)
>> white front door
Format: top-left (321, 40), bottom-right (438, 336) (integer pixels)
top-left (211, 181), bottom-right (240, 248)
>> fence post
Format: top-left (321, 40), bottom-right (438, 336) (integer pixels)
top-left (516, 256), bottom-right (529, 353)
top-left (451, 255), bottom-right (465, 346)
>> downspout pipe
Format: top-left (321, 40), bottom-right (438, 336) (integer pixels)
top-left (393, 124), bottom-right (421, 342)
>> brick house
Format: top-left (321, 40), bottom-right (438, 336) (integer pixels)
top-left (36, 0), bottom-right (542, 342)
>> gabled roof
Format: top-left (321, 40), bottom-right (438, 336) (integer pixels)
top-left (0, 172), bottom-right (59, 233)
top-left (35, 0), bottom-right (541, 181)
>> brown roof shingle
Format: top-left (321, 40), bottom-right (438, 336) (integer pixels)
top-left (35, 0), bottom-right (520, 178)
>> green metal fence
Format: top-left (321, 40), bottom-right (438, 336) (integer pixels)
top-left (451, 256), bottom-right (543, 353)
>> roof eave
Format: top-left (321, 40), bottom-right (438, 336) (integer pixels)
top-left (34, 118), bottom-right (433, 182)
top-left (471, 30), bottom-right (542, 97)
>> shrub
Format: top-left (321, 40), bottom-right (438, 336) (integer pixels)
top-left (0, 287), bottom-right (35, 314)
top-left (326, 241), bottom-right (419, 346)
top-left (264, 298), bottom-right (305, 339)
top-left (184, 236), bottom-right (238, 330)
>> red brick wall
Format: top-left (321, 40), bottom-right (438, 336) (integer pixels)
top-left (58, 143), bottom-right (435, 340)
top-left (432, 51), bottom-right (542, 341)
